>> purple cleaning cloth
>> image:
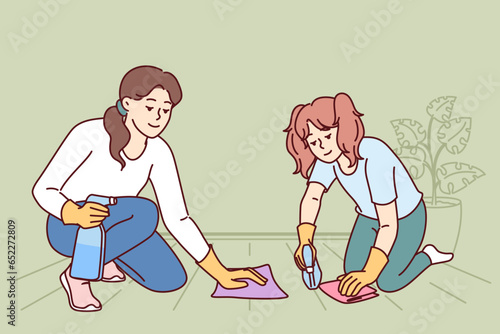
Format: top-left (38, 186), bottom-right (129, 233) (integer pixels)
top-left (211, 264), bottom-right (288, 299)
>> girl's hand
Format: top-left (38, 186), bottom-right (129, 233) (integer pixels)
top-left (337, 246), bottom-right (388, 296)
top-left (294, 243), bottom-right (317, 271)
top-left (294, 223), bottom-right (317, 270)
top-left (337, 271), bottom-right (374, 297)
top-left (61, 200), bottom-right (109, 228)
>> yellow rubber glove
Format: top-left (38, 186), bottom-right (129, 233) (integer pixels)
top-left (61, 200), bottom-right (109, 228)
top-left (197, 245), bottom-right (268, 289)
top-left (294, 223), bottom-right (317, 271)
top-left (337, 247), bottom-right (388, 296)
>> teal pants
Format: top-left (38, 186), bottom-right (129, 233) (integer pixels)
top-left (344, 200), bottom-right (431, 292)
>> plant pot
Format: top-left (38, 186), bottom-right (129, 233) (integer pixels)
top-left (422, 197), bottom-right (462, 253)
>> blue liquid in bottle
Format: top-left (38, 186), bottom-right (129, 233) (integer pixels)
top-left (70, 195), bottom-right (114, 280)
top-left (302, 245), bottom-right (322, 290)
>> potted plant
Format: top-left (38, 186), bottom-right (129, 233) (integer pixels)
top-left (390, 96), bottom-right (485, 253)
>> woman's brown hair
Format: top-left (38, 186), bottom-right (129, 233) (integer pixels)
top-left (104, 66), bottom-right (182, 169)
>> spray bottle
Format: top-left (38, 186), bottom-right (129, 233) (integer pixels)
top-left (302, 244), bottom-right (322, 290)
top-left (70, 195), bottom-right (116, 280)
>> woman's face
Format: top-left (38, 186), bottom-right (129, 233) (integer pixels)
top-left (306, 121), bottom-right (342, 163)
top-left (123, 87), bottom-right (173, 138)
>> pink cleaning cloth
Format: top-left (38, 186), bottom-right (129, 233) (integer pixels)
top-left (319, 280), bottom-right (379, 304)
top-left (211, 264), bottom-right (288, 299)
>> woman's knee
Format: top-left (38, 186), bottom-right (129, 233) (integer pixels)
top-left (119, 197), bottom-right (159, 234)
top-left (145, 262), bottom-right (187, 292)
top-left (117, 233), bottom-right (187, 292)
top-left (137, 198), bottom-right (159, 238)
top-left (136, 197), bottom-right (158, 221)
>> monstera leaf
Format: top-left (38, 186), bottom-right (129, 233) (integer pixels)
top-left (394, 146), bottom-right (428, 179)
top-left (437, 117), bottom-right (471, 154)
top-left (436, 162), bottom-right (485, 194)
top-left (426, 96), bottom-right (456, 122)
top-left (391, 119), bottom-right (426, 147)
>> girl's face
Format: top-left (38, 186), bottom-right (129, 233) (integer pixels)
top-left (306, 121), bottom-right (342, 163)
top-left (123, 87), bottom-right (172, 138)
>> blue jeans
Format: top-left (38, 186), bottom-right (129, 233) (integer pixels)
top-left (47, 197), bottom-right (187, 292)
top-left (344, 200), bottom-right (431, 292)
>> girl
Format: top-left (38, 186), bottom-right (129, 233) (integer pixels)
top-left (285, 93), bottom-right (453, 297)
top-left (33, 65), bottom-right (266, 312)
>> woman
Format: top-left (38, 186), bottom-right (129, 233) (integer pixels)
top-left (32, 65), bottom-right (266, 312)
top-left (285, 93), bottom-right (453, 297)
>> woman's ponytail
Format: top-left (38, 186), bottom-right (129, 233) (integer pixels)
top-left (104, 105), bottom-right (130, 170)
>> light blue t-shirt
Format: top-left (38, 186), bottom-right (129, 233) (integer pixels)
top-left (308, 137), bottom-right (422, 219)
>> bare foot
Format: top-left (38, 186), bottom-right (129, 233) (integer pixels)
top-left (103, 261), bottom-right (125, 281)
top-left (61, 267), bottom-right (101, 311)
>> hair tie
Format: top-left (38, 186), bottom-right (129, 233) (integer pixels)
top-left (116, 100), bottom-right (127, 116)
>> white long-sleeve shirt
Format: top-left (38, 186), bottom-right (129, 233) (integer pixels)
top-left (32, 118), bottom-right (209, 261)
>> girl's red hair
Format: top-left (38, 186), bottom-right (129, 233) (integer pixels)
top-left (284, 93), bottom-right (365, 178)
